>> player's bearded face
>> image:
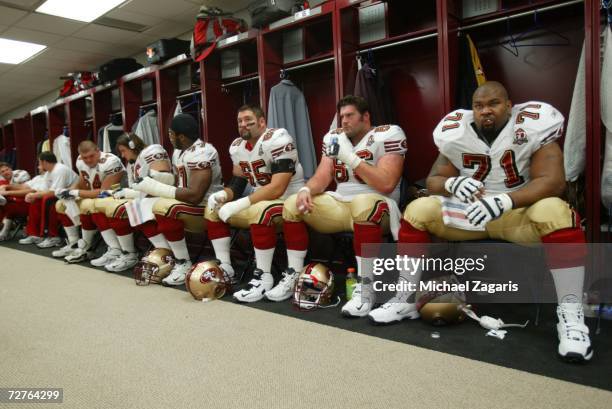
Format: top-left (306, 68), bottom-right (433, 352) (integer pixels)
top-left (340, 106), bottom-right (366, 139)
top-left (473, 94), bottom-right (511, 135)
top-left (237, 111), bottom-right (262, 140)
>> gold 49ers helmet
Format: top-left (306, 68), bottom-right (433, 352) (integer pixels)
top-left (185, 260), bottom-right (231, 301)
top-left (293, 263), bottom-right (335, 310)
top-left (416, 275), bottom-right (467, 326)
top-left (134, 248), bottom-right (175, 285)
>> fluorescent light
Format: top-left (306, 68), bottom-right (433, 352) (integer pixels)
top-left (0, 38), bottom-right (46, 64)
top-left (36, 0), bottom-right (127, 23)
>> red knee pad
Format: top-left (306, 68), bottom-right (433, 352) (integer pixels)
top-left (397, 219), bottom-right (431, 257)
top-left (542, 227), bottom-right (587, 269)
top-left (109, 217), bottom-right (132, 236)
top-left (283, 221), bottom-right (309, 251)
top-left (155, 215), bottom-right (184, 242)
top-left (207, 220), bottom-right (230, 240)
top-left (353, 223), bottom-right (382, 258)
top-left (250, 223), bottom-right (276, 250)
top-left (91, 212), bottom-right (111, 231)
top-left (80, 214), bottom-right (96, 231)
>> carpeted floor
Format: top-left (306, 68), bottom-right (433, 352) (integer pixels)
top-left (1, 245), bottom-right (611, 409)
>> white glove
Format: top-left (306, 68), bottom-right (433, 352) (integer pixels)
top-left (133, 176), bottom-right (177, 199)
top-left (113, 188), bottom-right (141, 199)
top-left (207, 190), bottom-right (228, 211)
top-left (465, 193), bottom-right (513, 228)
top-left (0, 194), bottom-right (6, 206)
top-left (329, 134), bottom-right (362, 169)
top-left (149, 169), bottom-right (175, 186)
top-left (445, 176), bottom-right (484, 203)
top-left (218, 196), bottom-right (251, 223)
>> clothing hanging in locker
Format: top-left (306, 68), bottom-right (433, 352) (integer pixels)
top-left (52, 133), bottom-right (72, 170)
top-left (99, 124), bottom-right (124, 154)
top-left (600, 25), bottom-right (612, 208)
top-left (354, 58), bottom-right (395, 126)
top-left (267, 79), bottom-right (317, 179)
top-left (455, 33), bottom-right (486, 110)
top-left (134, 110), bottom-right (160, 146)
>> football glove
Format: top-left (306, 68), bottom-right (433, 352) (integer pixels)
top-left (466, 193), bottom-right (513, 228)
top-left (445, 176), bottom-right (484, 203)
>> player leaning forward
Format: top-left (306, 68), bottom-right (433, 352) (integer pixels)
top-left (382, 81), bottom-right (592, 362)
top-left (278, 95), bottom-right (407, 315)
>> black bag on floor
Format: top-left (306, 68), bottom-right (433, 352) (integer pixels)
top-left (146, 38), bottom-right (190, 65)
top-left (98, 58), bottom-right (143, 83)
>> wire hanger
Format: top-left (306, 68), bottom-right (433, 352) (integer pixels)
top-left (500, 9), bottom-right (571, 57)
top-left (280, 68), bottom-right (289, 80)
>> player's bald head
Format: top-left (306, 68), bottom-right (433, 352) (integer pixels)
top-left (473, 81), bottom-right (509, 102)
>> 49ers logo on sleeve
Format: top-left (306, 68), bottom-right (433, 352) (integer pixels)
top-left (271, 143), bottom-right (294, 159)
top-left (262, 129), bottom-right (277, 141)
top-left (146, 152), bottom-right (169, 163)
top-left (188, 161), bottom-right (212, 170)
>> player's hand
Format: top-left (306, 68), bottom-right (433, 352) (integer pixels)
top-left (218, 196), bottom-right (251, 223)
top-left (207, 190), bottom-right (228, 211)
top-left (445, 176), bottom-right (484, 202)
top-left (328, 135), bottom-right (362, 169)
top-left (296, 187), bottom-right (313, 214)
top-left (25, 193), bottom-right (36, 203)
top-left (466, 193), bottom-right (513, 228)
top-left (112, 188), bottom-right (140, 200)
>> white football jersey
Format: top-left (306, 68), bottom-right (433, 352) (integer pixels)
top-left (173, 139), bottom-right (223, 205)
top-left (229, 128), bottom-right (304, 199)
top-left (76, 152), bottom-right (124, 190)
top-left (10, 169), bottom-right (30, 185)
top-left (322, 125), bottom-right (407, 201)
top-left (433, 101), bottom-right (564, 195)
top-left (44, 163), bottom-right (78, 191)
top-left (26, 174), bottom-right (48, 191)
top-left (127, 144), bottom-right (170, 186)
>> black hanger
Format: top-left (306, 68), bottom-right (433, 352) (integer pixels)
top-left (500, 10), bottom-right (571, 57)
top-left (280, 69), bottom-right (288, 80)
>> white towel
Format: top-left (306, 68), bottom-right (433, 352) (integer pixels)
top-left (439, 195), bottom-right (486, 232)
top-left (126, 197), bottom-right (158, 227)
top-left (564, 40), bottom-right (586, 182)
top-left (601, 26), bottom-right (612, 207)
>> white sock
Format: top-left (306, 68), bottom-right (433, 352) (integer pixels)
top-left (396, 257), bottom-right (423, 303)
top-left (356, 256), bottom-right (363, 278)
top-left (0, 218), bottom-right (12, 236)
top-left (211, 237), bottom-right (231, 265)
top-left (117, 233), bottom-right (136, 253)
top-left (287, 249), bottom-right (307, 272)
top-left (168, 238), bottom-right (190, 261)
top-left (148, 233), bottom-right (170, 250)
top-left (64, 225), bottom-right (79, 244)
top-left (550, 266), bottom-right (585, 305)
top-left (255, 247), bottom-right (275, 273)
top-left (82, 229), bottom-right (96, 246)
top-left (101, 229), bottom-right (121, 250)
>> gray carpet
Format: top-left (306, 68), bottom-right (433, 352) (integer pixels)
top-left (1, 247), bottom-right (611, 409)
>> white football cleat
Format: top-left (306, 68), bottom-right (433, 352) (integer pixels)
top-left (64, 239), bottom-right (93, 264)
top-left (18, 236), bottom-right (42, 245)
top-left (233, 269), bottom-right (273, 303)
top-left (105, 252), bottom-right (139, 272)
top-left (557, 303), bottom-right (593, 363)
top-left (90, 247), bottom-right (122, 267)
top-left (161, 259), bottom-right (192, 286)
top-left (265, 268), bottom-right (299, 302)
top-left (368, 297), bottom-right (420, 324)
top-left (52, 241), bottom-right (78, 258)
top-left (341, 283), bottom-right (374, 317)
top-left (36, 237), bottom-right (63, 249)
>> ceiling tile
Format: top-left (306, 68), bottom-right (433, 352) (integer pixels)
top-left (105, 8), bottom-right (163, 27)
top-left (1, 27), bottom-right (64, 46)
top-left (141, 21), bottom-right (189, 39)
top-left (120, 0), bottom-right (196, 19)
top-left (54, 37), bottom-right (121, 55)
top-left (0, 5), bottom-right (28, 26)
top-left (73, 24), bottom-right (142, 44)
top-left (0, 0), bottom-right (41, 9)
top-left (15, 13), bottom-right (86, 36)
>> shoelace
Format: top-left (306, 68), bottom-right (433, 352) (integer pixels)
top-left (278, 272), bottom-right (297, 288)
top-left (559, 308), bottom-right (589, 340)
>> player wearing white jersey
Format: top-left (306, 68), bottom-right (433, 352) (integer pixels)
top-left (17, 152), bottom-right (78, 248)
top-left (278, 96), bottom-right (407, 313)
top-left (205, 104), bottom-right (305, 302)
top-left (133, 114), bottom-right (223, 286)
top-left (52, 141), bottom-right (125, 263)
top-left (382, 82), bottom-right (591, 363)
top-left (91, 133), bottom-right (172, 272)
top-left (0, 162), bottom-right (33, 241)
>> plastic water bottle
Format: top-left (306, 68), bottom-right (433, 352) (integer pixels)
top-left (346, 267), bottom-right (357, 300)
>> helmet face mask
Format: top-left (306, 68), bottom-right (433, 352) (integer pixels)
top-left (186, 260), bottom-right (231, 301)
top-left (293, 263), bottom-right (335, 311)
top-left (134, 249), bottom-right (175, 286)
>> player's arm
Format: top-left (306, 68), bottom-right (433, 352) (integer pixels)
top-left (305, 156), bottom-right (335, 195)
top-left (150, 160), bottom-right (172, 173)
top-left (353, 154), bottom-right (404, 195)
top-left (426, 153), bottom-right (460, 195)
top-left (248, 171), bottom-right (292, 204)
top-left (176, 168), bottom-right (211, 204)
top-left (508, 142), bottom-right (565, 208)
top-left (79, 171), bottom-right (125, 199)
top-left (2, 184), bottom-right (35, 197)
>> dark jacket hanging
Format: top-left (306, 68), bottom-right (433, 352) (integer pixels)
top-left (354, 62), bottom-right (395, 126)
